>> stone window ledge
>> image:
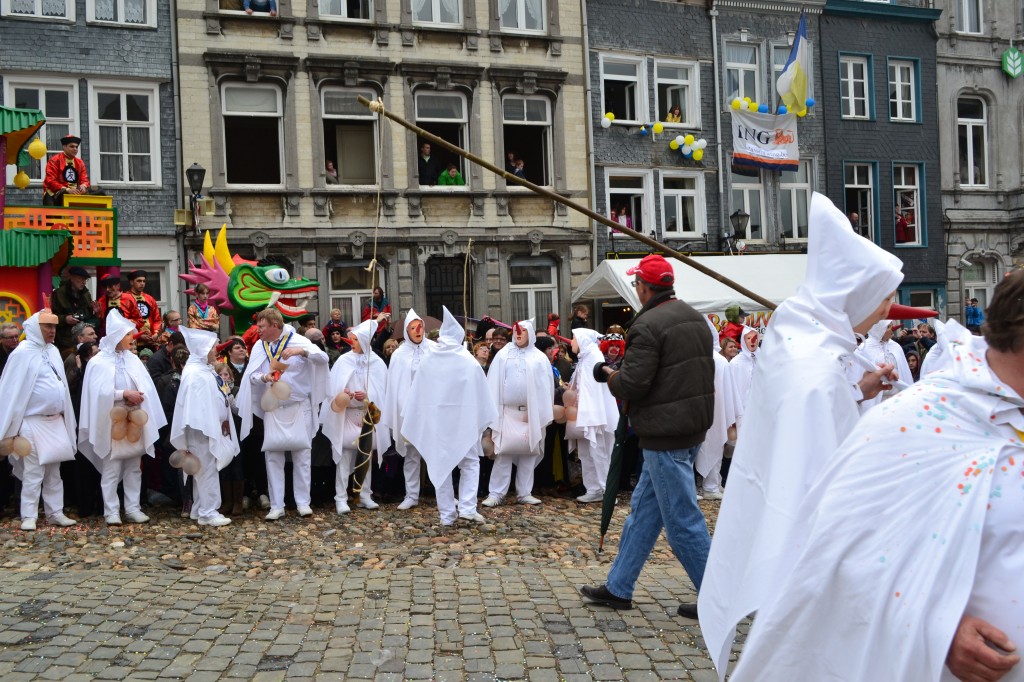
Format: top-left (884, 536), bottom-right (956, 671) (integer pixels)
top-left (208, 187), bottom-right (305, 217)
top-left (310, 189), bottom-right (400, 218)
top-left (204, 11), bottom-right (297, 39)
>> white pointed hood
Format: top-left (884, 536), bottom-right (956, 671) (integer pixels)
top-left (486, 319), bottom-right (555, 454)
top-left (567, 328), bottom-right (619, 449)
top-left (380, 308), bottom-right (432, 457)
top-left (171, 327), bottom-right (239, 469)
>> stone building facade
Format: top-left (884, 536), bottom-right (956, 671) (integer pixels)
top-left (0, 0), bottom-right (182, 313)
top-left (820, 0), bottom-right (945, 312)
top-left (934, 0), bottom-right (1024, 318)
top-left (177, 0), bottom-right (592, 333)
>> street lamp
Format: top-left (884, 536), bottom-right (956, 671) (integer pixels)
top-left (727, 209), bottom-right (749, 255)
top-left (185, 163), bottom-right (206, 234)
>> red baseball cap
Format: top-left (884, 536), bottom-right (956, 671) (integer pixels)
top-left (626, 254), bottom-right (675, 287)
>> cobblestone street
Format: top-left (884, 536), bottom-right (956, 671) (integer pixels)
top-left (0, 497), bottom-right (742, 681)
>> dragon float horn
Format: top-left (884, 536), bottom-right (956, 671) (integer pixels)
top-left (212, 225), bottom-right (236, 276)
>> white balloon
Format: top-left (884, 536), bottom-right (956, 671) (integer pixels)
top-left (600, 117), bottom-right (612, 129)
top-left (674, 135), bottom-right (685, 146)
top-left (682, 145), bottom-right (693, 154)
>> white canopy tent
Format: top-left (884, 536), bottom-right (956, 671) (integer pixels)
top-left (571, 254), bottom-right (808, 314)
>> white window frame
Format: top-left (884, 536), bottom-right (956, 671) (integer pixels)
top-left (221, 83), bottom-right (284, 188)
top-left (907, 290), bottom-right (935, 310)
top-left (599, 54), bottom-right (647, 125)
top-left (888, 60), bottom-right (916, 123)
top-left (893, 163), bottom-right (922, 246)
top-left (839, 55), bottom-right (870, 120)
top-left (844, 162), bottom-right (875, 242)
top-left (502, 94), bottom-right (552, 188)
top-left (605, 169), bottom-right (653, 239)
top-left (414, 91), bottom-right (470, 189)
top-left (498, 0), bottom-right (546, 34)
top-left (508, 257), bottom-right (558, 324)
top-left (659, 171), bottom-right (706, 237)
top-left (730, 170), bottom-right (765, 242)
top-left (954, 0), bottom-right (982, 34)
top-left (328, 264), bottom-right (382, 327)
top-left (318, 0), bottom-right (372, 21)
top-left (957, 96), bottom-right (987, 188)
top-left (88, 81), bottom-right (161, 187)
top-left (779, 160), bottom-right (812, 242)
top-left (321, 86), bottom-right (379, 187)
top-left (119, 262), bottom-right (169, 310)
top-left (86, 0), bottom-right (156, 27)
top-left (3, 76), bottom-right (79, 186)
top-left (411, 0), bottom-right (461, 26)
top-left (962, 258), bottom-right (997, 312)
top-left (654, 59), bottom-right (700, 129)
top-left (1, 0), bottom-right (74, 20)
top-left (725, 41), bottom-right (761, 104)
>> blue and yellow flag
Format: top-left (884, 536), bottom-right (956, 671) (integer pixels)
top-left (776, 11), bottom-right (811, 115)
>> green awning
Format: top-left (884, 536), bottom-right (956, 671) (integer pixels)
top-left (0, 105), bottom-right (45, 165)
top-left (0, 229), bottom-right (72, 267)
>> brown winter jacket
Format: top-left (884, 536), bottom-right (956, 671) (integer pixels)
top-left (607, 289), bottom-right (714, 450)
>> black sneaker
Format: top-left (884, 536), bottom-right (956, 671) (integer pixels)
top-left (580, 584), bottom-right (633, 610)
top-left (677, 602), bottom-right (698, 620)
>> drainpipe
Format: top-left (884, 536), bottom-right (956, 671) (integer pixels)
top-left (169, 0), bottom-right (186, 313)
top-left (710, 1), bottom-right (726, 243)
top-left (581, 0), bottom-right (598, 273)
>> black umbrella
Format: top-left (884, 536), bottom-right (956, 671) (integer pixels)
top-left (598, 411), bottom-right (631, 552)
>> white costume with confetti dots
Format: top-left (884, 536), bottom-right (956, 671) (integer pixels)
top-left (699, 193), bottom-right (905, 679)
top-left (727, 332), bottom-right (1024, 681)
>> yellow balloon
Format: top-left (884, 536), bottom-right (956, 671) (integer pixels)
top-left (797, 109), bottom-right (807, 118)
top-left (13, 171), bottom-right (30, 190)
top-left (669, 140), bottom-right (680, 150)
top-left (743, 97), bottom-right (751, 104)
top-left (652, 122), bottom-right (664, 134)
top-left (749, 102), bottom-right (759, 112)
top-left (731, 98), bottom-right (742, 110)
top-left (605, 112), bottom-right (615, 121)
top-left (28, 137), bottom-right (47, 161)
top-left (693, 149), bottom-right (705, 162)
top-left (684, 135), bottom-right (695, 146)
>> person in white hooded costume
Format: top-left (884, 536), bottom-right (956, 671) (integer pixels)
top-left (566, 328), bottom-right (619, 503)
top-left (698, 192), bottom-right (904, 678)
top-left (170, 327), bottom-right (239, 527)
top-left (482, 319), bottom-right (555, 507)
top-left (79, 310), bottom-right (167, 525)
top-left (237, 308), bottom-right (328, 521)
top-left (0, 310), bottom-right (78, 530)
top-left (320, 319), bottom-right (389, 514)
top-left (401, 307), bottom-right (497, 525)
top-left (725, 269), bottom-right (1024, 682)
top-left (695, 317), bottom-right (739, 501)
top-left (379, 309), bottom-right (432, 511)
top-left (849, 318), bottom-right (911, 414)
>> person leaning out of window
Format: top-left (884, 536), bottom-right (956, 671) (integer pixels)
top-left (438, 164), bottom-right (466, 187)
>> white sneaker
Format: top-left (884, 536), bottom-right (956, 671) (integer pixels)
top-left (20, 518), bottom-right (36, 531)
top-left (105, 514), bottom-right (122, 525)
top-left (259, 494), bottom-right (271, 510)
top-left (576, 491), bottom-right (604, 503)
top-left (47, 513), bottom-right (77, 527)
top-left (199, 515), bottom-right (232, 527)
top-left (265, 508), bottom-right (285, 521)
top-left (189, 508), bottom-right (198, 521)
top-left (396, 498), bottom-right (418, 511)
top-left (297, 505), bottom-right (313, 517)
top-left (125, 511), bottom-right (150, 524)
top-left (702, 490), bottom-right (724, 500)
top-left (357, 497), bottom-right (379, 510)
top-left (459, 512), bottom-right (485, 523)
top-left (336, 502), bottom-right (350, 515)
top-left (696, 492), bottom-right (704, 501)
top-left (518, 495), bottom-right (542, 505)
top-left (481, 495), bottom-right (503, 508)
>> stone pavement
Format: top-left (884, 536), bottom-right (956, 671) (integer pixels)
top-left (0, 497), bottom-right (746, 681)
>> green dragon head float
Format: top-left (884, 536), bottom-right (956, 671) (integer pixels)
top-left (179, 225), bottom-right (318, 329)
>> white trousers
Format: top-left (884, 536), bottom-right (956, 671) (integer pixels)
top-left (187, 435), bottom-right (222, 521)
top-left (265, 448), bottom-right (311, 510)
top-left (20, 451), bottom-right (64, 520)
top-left (702, 462), bottom-right (723, 493)
top-left (402, 446), bottom-right (422, 502)
top-left (436, 454), bottom-right (480, 525)
top-left (488, 451), bottom-right (542, 499)
top-left (578, 435), bottom-right (611, 494)
top-left (334, 448), bottom-right (374, 509)
top-left (100, 456), bottom-right (143, 517)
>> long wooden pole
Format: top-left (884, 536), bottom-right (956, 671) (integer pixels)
top-left (358, 96), bottom-right (777, 311)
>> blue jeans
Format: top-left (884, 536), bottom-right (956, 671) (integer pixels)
top-left (606, 446), bottom-right (711, 599)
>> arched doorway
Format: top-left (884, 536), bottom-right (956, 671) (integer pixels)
top-left (425, 256), bottom-right (473, 320)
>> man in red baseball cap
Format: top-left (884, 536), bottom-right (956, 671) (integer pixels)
top-left (625, 253), bottom-right (676, 288)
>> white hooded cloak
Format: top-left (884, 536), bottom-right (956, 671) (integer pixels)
top-left (695, 317), bottom-right (739, 481)
top-left (727, 332), bottom-right (1024, 681)
top-left (380, 308), bottom-right (432, 458)
top-left (850, 319), bottom-right (904, 413)
top-left (170, 328), bottom-right (239, 471)
top-left (486, 319), bottom-right (555, 456)
top-left (566, 328), bottom-right (619, 453)
top-left (401, 307), bottom-right (497, 488)
top-left (79, 310), bottom-right (166, 468)
top-left (0, 312), bottom-right (77, 477)
top-left (319, 319), bottom-right (390, 463)
top-left (699, 192), bottom-right (905, 679)
top-left (725, 325), bottom-right (759, 428)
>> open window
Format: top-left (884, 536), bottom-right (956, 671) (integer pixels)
top-left (660, 172), bottom-right (704, 236)
top-left (414, 92), bottom-right (468, 187)
top-left (502, 95), bottom-right (551, 187)
top-left (655, 60), bottom-right (697, 128)
top-left (222, 84), bottom-right (283, 186)
top-left (893, 164), bottom-right (921, 246)
top-left (322, 87), bottom-right (377, 186)
top-left (319, 0), bottom-right (372, 20)
top-left (729, 167), bottom-right (764, 241)
top-left (606, 171), bottom-right (650, 238)
top-left (600, 55), bottom-right (644, 124)
top-left (844, 162), bottom-right (875, 241)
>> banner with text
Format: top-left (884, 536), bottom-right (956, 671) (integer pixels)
top-left (730, 110), bottom-right (799, 172)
